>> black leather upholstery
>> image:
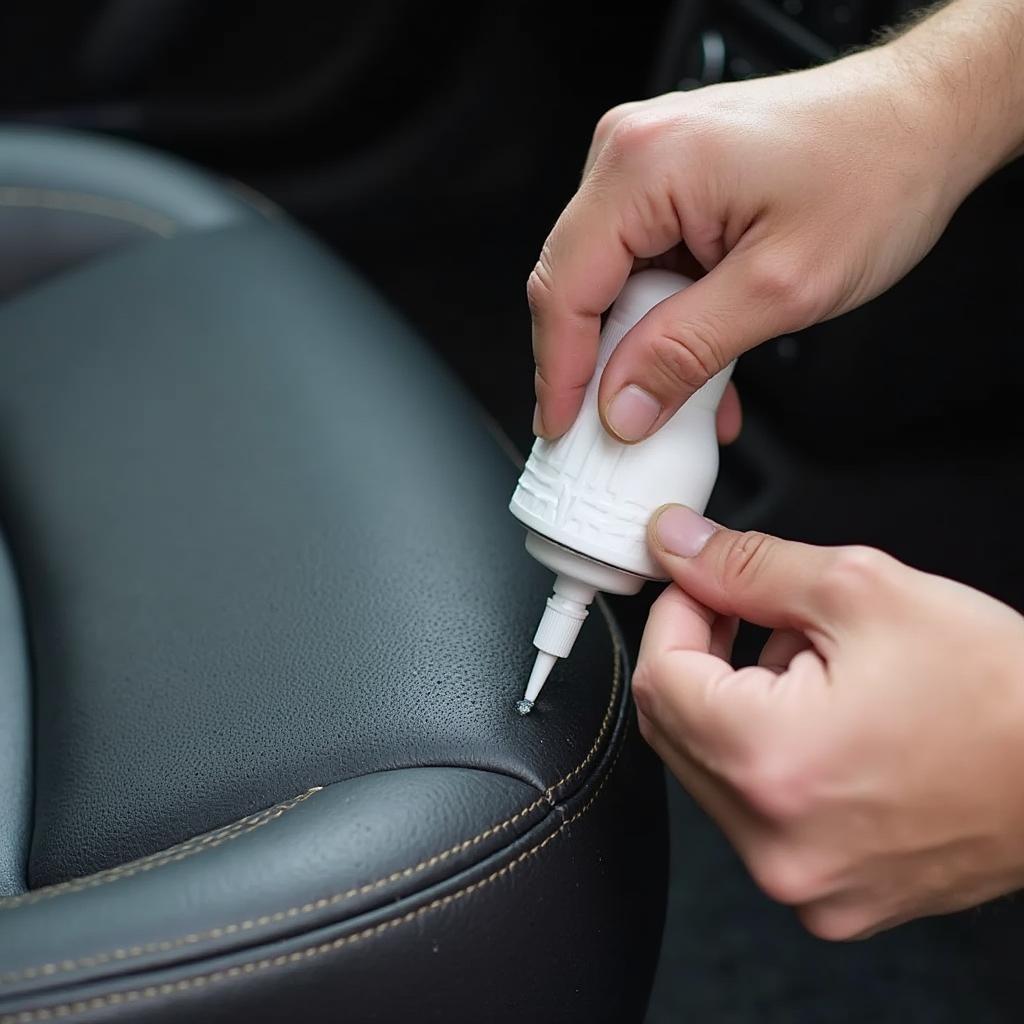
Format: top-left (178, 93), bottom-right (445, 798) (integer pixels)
top-left (0, 129), bottom-right (667, 1023)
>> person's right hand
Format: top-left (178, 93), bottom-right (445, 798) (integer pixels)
top-left (527, 43), bottom-right (988, 443)
top-left (633, 505), bottom-right (1024, 939)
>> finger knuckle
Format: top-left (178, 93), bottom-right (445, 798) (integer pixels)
top-left (746, 254), bottom-right (817, 323)
top-left (606, 112), bottom-right (664, 164)
top-left (734, 752), bottom-right (815, 825)
top-left (533, 364), bottom-right (553, 398)
top-left (526, 248), bottom-right (555, 320)
top-left (815, 545), bottom-right (894, 607)
top-left (630, 658), bottom-right (662, 718)
top-left (647, 320), bottom-right (727, 397)
top-left (720, 530), bottom-right (775, 592)
top-left (747, 849), bottom-right (826, 907)
top-left (594, 102), bottom-right (637, 142)
top-left (798, 904), bottom-right (871, 942)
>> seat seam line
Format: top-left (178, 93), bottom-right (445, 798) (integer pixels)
top-left (0, 188), bottom-right (179, 237)
top-left (0, 728), bottom-right (626, 1023)
top-left (0, 790), bottom-right (321, 911)
top-left (0, 613), bottom-right (622, 985)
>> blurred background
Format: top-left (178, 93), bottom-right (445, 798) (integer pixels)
top-left (2, 1), bottom-right (1022, 1019)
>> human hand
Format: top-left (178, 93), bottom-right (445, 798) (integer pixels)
top-left (633, 504), bottom-right (1024, 939)
top-left (528, 45), bottom-right (983, 443)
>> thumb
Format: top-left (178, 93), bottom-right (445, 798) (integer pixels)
top-left (598, 246), bottom-right (814, 443)
top-left (647, 504), bottom-right (860, 632)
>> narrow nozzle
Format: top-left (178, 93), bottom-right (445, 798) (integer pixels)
top-left (518, 651), bottom-right (558, 714)
top-left (515, 574), bottom-right (597, 714)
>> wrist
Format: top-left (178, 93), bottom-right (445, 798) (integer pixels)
top-left (878, 1), bottom-right (1024, 201)
top-left (819, 43), bottom-right (973, 222)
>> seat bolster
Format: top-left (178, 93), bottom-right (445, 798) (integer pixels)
top-left (0, 768), bottom-right (545, 1004)
top-left (0, 661), bottom-right (668, 1024)
top-left (0, 126), bottom-right (267, 296)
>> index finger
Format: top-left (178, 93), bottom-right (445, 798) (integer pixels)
top-left (636, 583), bottom-right (763, 759)
top-left (639, 583), bottom-right (725, 663)
top-left (527, 186), bottom-right (634, 438)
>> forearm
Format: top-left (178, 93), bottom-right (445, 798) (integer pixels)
top-left (879, 0), bottom-right (1024, 196)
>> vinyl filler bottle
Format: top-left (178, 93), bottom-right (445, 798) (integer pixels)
top-left (509, 269), bottom-right (734, 714)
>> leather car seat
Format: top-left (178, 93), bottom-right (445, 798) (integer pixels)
top-left (0, 127), bottom-right (667, 1023)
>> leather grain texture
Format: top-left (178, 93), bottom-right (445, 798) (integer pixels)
top-left (0, 130), bottom-right (667, 1023)
top-left (0, 221), bottom-right (625, 884)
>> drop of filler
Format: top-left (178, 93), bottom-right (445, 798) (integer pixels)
top-left (513, 576), bottom-right (594, 715)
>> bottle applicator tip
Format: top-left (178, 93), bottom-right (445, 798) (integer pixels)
top-left (516, 650), bottom-right (558, 715)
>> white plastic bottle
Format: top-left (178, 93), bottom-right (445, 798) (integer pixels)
top-left (509, 269), bottom-right (734, 713)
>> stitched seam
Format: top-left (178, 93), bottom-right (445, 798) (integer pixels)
top-left (545, 597), bottom-right (619, 803)
top-left (13, 791), bottom-right (318, 893)
top-left (0, 790), bottom-right (320, 913)
top-left (0, 188), bottom-right (178, 238)
top-left (0, 618), bottom-right (622, 985)
top-left (0, 736), bottom-right (625, 1024)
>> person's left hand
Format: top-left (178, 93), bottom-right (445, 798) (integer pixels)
top-left (633, 504), bottom-right (1024, 939)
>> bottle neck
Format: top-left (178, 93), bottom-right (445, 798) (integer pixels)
top-left (523, 531), bottom-right (649, 596)
top-left (532, 574), bottom-right (596, 659)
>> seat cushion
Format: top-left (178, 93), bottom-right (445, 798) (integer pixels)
top-left (0, 131), bottom-right (666, 1024)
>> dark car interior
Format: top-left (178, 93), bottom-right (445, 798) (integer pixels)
top-left (1, 1), bottom-right (1023, 1021)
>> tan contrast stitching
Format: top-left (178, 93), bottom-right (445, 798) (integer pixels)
top-left (0, 617), bottom-right (621, 986)
top-left (545, 599), bottom-right (619, 803)
top-left (0, 737), bottom-right (624, 1024)
top-left (0, 790), bottom-right (320, 913)
top-left (0, 188), bottom-right (178, 238)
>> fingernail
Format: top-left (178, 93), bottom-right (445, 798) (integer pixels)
top-left (606, 385), bottom-right (661, 442)
top-left (653, 504), bottom-right (717, 557)
top-left (532, 403), bottom-right (544, 437)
